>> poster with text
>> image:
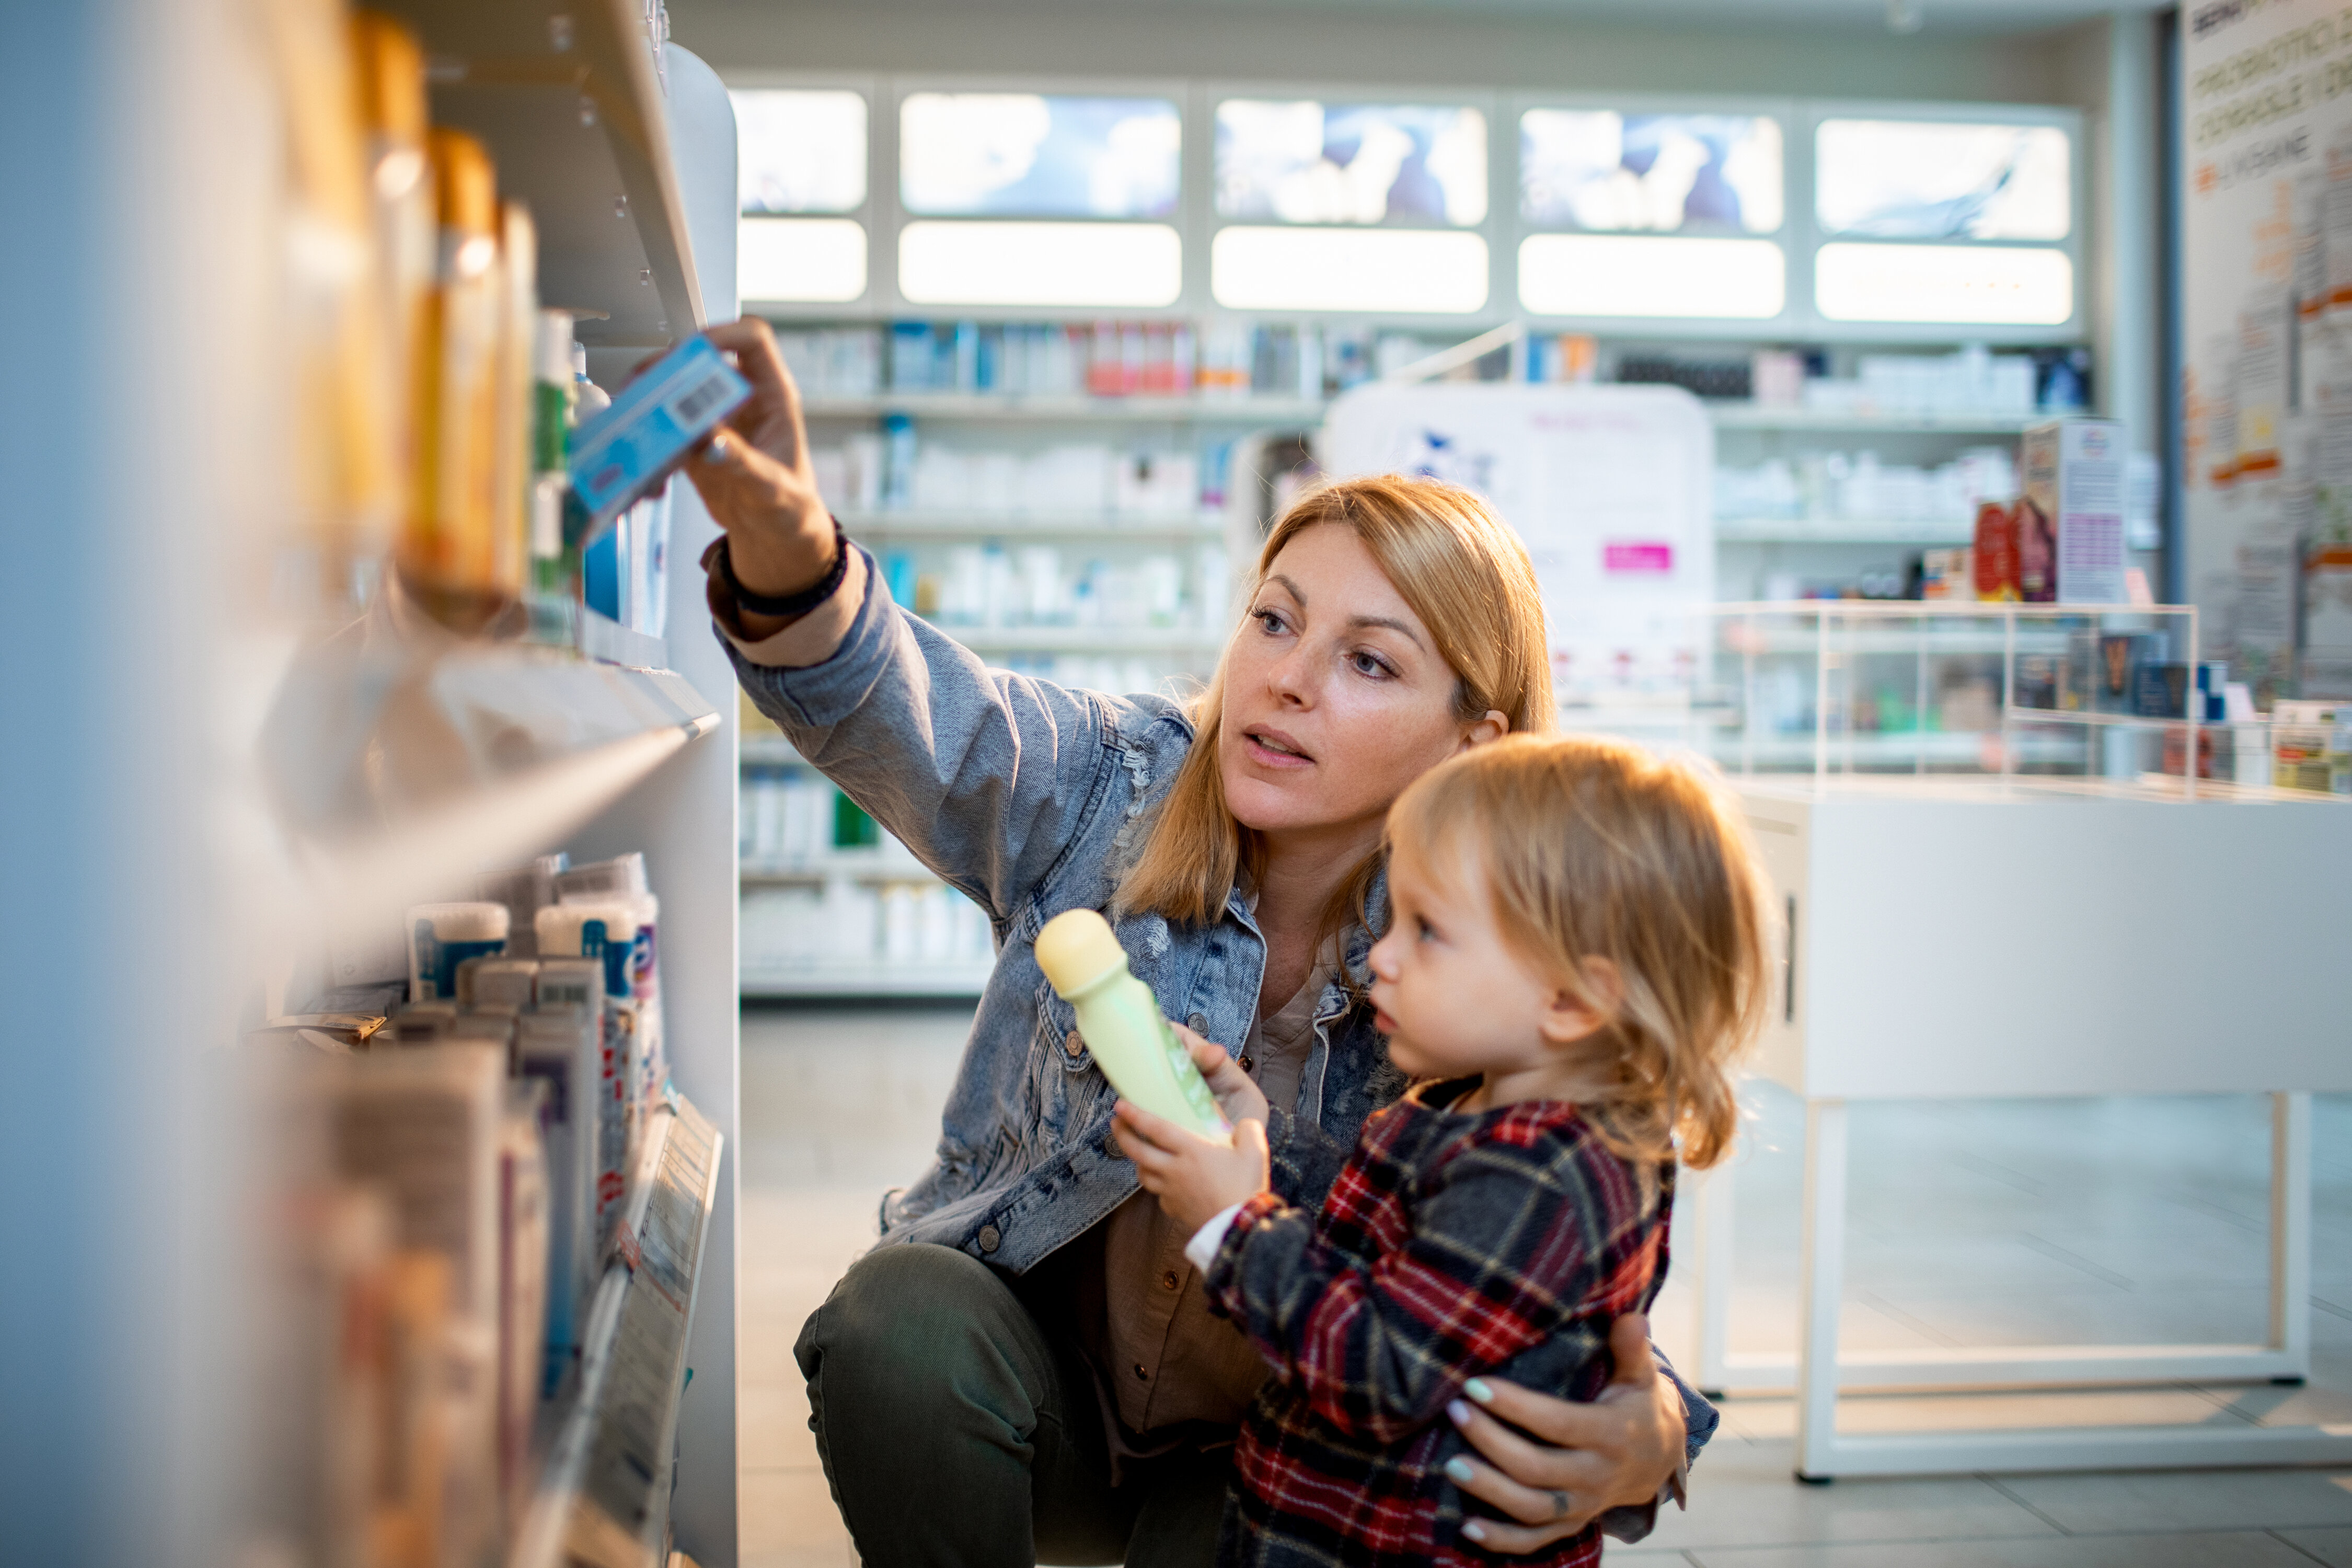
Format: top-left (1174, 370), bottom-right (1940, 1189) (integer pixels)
top-left (2182, 0), bottom-right (2352, 699)
top-left (1319, 383), bottom-right (1714, 705)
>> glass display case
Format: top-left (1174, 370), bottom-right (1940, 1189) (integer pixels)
top-left (1689, 599), bottom-right (2246, 791)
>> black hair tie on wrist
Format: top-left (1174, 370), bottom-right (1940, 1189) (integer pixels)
top-left (710, 515), bottom-right (848, 617)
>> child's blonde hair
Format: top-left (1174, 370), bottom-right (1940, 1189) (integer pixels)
top-left (1385, 733), bottom-right (1770, 1169)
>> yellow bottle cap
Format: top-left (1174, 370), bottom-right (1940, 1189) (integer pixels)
top-left (350, 11), bottom-right (426, 143)
top-left (430, 128), bottom-right (497, 236)
top-left (1034, 908), bottom-right (1128, 998)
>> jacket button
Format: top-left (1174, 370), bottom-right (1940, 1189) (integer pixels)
top-left (1160, 1269), bottom-right (1180, 1291)
top-left (1133, 1363), bottom-right (1150, 1381)
top-left (1238, 1054), bottom-right (1255, 1073)
top-left (1103, 1133), bottom-right (1123, 1160)
top-left (977, 1224), bottom-right (1001, 1254)
top-left (1186, 1012), bottom-right (1208, 1033)
top-left (1063, 1031), bottom-right (1084, 1057)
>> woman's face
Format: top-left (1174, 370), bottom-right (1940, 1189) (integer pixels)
top-left (1218, 523), bottom-right (1500, 847)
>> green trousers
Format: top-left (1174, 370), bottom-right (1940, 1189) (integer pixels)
top-left (793, 1242), bottom-right (1229, 1567)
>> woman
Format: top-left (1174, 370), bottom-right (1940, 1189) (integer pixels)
top-left (688, 320), bottom-right (1715, 1566)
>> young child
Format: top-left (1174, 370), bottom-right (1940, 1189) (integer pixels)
top-left (1113, 733), bottom-right (1770, 1567)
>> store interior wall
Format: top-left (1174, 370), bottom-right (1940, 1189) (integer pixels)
top-left (679, 1), bottom-right (2172, 581)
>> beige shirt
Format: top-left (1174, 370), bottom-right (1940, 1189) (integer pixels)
top-left (1085, 958), bottom-right (1331, 1440)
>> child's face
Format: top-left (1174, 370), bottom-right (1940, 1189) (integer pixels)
top-left (1367, 833), bottom-right (1576, 1083)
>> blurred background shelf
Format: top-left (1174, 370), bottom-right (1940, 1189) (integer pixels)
top-left (800, 394), bottom-right (1330, 423)
top-left (1717, 518), bottom-right (1977, 544)
top-left (839, 511), bottom-right (1227, 540)
top-left (742, 962), bottom-right (996, 999)
top-left (942, 625), bottom-right (1227, 655)
top-left (1708, 407), bottom-right (2039, 434)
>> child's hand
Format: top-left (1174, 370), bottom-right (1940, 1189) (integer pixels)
top-left (1113, 1097), bottom-right (1271, 1234)
top-left (1170, 1021), bottom-right (1270, 1128)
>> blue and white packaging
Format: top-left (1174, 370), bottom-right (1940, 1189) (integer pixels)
top-left (407, 902), bottom-right (511, 1002)
top-left (566, 335), bottom-right (751, 529)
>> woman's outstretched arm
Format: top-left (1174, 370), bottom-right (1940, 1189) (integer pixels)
top-left (684, 318), bottom-right (1150, 923)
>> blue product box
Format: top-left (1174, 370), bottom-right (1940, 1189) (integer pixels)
top-left (566, 335), bottom-right (751, 529)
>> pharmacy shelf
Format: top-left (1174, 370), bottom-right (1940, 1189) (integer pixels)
top-left (743, 961), bottom-right (996, 999)
top-left (1717, 518), bottom-right (1975, 545)
top-left (743, 860), bottom-right (939, 885)
top-left (800, 394), bottom-right (1329, 424)
top-left (1708, 407), bottom-right (2038, 434)
top-left (512, 1094), bottom-right (724, 1568)
top-left (260, 631), bottom-right (719, 942)
top-left (840, 511), bottom-right (1228, 540)
top-left (1707, 732), bottom-right (2086, 767)
top-left (741, 733), bottom-right (806, 767)
top-left (1710, 625), bottom-right (2079, 655)
top-left (379, 0), bottom-right (702, 347)
top-left (944, 626), bottom-right (1229, 655)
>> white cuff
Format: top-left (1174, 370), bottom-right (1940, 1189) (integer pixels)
top-left (1183, 1202), bottom-right (1247, 1276)
top-left (719, 544), bottom-right (871, 668)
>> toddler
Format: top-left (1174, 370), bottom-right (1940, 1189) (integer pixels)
top-left (1114, 733), bottom-right (1769, 1567)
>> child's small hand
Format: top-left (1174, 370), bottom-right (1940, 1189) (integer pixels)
top-left (1170, 1021), bottom-right (1271, 1128)
top-left (1113, 1097), bottom-right (1271, 1234)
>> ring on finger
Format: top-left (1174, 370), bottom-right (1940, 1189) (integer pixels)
top-left (1548, 1490), bottom-right (1572, 1520)
top-left (707, 431), bottom-right (734, 464)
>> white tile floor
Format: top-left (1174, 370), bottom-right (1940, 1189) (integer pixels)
top-left (737, 1004), bottom-right (2352, 1567)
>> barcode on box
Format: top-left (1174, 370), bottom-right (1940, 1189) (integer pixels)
top-left (670, 374), bottom-right (735, 426)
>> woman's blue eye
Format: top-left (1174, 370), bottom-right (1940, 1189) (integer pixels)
top-left (1350, 650), bottom-right (1394, 679)
top-left (1254, 608), bottom-right (1287, 634)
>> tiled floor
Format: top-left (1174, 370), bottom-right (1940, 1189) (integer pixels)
top-left (737, 1003), bottom-right (2352, 1567)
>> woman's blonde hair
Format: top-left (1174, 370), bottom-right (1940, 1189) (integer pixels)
top-left (1114, 475), bottom-right (1554, 940)
top-left (1386, 733), bottom-right (1770, 1170)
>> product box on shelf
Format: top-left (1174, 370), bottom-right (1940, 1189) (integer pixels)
top-left (2022, 418), bottom-right (2128, 605)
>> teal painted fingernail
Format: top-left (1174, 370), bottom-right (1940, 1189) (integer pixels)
top-left (1461, 1521), bottom-right (1488, 1542)
top-left (1444, 1457), bottom-right (1476, 1484)
top-left (1446, 1399), bottom-right (1472, 1426)
top-left (1465, 1378), bottom-right (1494, 1404)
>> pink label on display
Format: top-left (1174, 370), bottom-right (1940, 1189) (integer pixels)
top-left (1604, 542), bottom-right (1675, 574)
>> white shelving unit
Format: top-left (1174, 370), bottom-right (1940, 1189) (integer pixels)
top-left (1715, 517), bottom-right (1976, 545)
top-left (802, 393), bottom-right (1329, 423)
top-left (10, 8), bottom-right (746, 1564)
top-left (840, 510), bottom-right (1227, 540)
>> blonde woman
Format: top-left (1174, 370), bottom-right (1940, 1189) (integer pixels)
top-left (689, 321), bottom-right (1715, 1567)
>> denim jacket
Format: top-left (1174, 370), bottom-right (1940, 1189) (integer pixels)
top-left (722, 549), bottom-right (1718, 1493)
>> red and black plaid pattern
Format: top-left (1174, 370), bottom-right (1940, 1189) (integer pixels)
top-left (1203, 1078), bottom-right (1673, 1567)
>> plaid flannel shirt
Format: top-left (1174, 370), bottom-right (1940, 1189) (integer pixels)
top-left (1202, 1077), bottom-right (1673, 1568)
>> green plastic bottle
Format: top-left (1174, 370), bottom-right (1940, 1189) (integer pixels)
top-left (1035, 908), bottom-right (1230, 1144)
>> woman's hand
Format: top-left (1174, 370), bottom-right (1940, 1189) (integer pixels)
top-left (1112, 1096), bottom-right (1270, 1234)
top-left (679, 319), bottom-right (835, 632)
top-left (1173, 1022), bottom-right (1270, 1128)
top-left (1441, 1315), bottom-right (1686, 1554)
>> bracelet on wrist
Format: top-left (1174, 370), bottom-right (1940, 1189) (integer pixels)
top-left (705, 516), bottom-right (848, 619)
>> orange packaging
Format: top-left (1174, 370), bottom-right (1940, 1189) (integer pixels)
top-left (1972, 501), bottom-right (2021, 602)
top-left (401, 129), bottom-right (506, 629)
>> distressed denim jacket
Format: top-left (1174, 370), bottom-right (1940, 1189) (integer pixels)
top-left (722, 549), bottom-right (1717, 1505)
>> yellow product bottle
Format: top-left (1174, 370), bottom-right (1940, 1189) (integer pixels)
top-left (1035, 909), bottom-right (1230, 1143)
top-left (258, 0), bottom-right (398, 606)
top-left (492, 200), bottom-right (538, 606)
top-left (350, 10), bottom-right (433, 556)
top-left (401, 128), bottom-right (505, 630)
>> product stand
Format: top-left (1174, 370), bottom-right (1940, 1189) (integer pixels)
top-left (1679, 604), bottom-right (2352, 1478)
top-left (2, 3), bottom-right (744, 1562)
